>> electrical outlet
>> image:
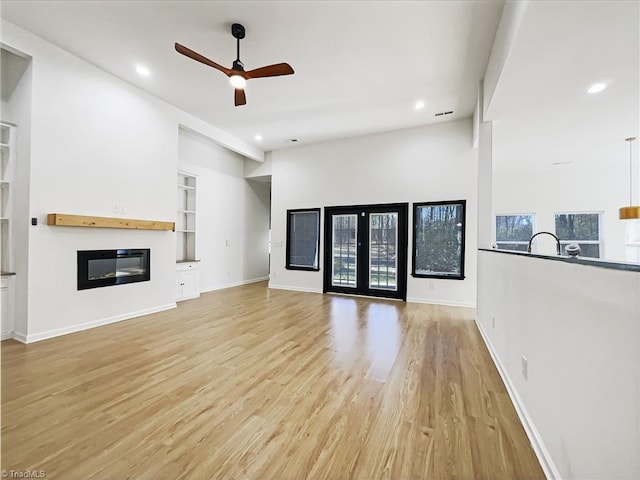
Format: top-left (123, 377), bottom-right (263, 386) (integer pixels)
top-left (429, 281), bottom-right (435, 290)
top-left (521, 356), bottom-right (528, 380)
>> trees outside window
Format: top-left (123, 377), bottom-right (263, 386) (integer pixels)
top-left (412, 200), bottom-right (466, 279)
top-left (554, 213), bottom-right (601, 258)
top-left (496, 214), bottom-right (534, 251)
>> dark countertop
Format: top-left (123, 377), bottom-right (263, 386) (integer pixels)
top-left (1, 271), bottom-right (16, 277)
top-left (478, 248), bottom-right (640, 273)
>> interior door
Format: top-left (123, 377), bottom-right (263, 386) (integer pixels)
top-left (323, 203), bottom-right (408, 300)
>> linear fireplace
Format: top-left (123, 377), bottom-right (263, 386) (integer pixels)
top-left (77, 249), bottom-right (150, 290)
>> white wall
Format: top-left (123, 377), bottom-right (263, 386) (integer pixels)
top-left (477, 250), bottom-right (640, 479)
top-left (0, 20), bottom-right (261, 342)
top-left (270, 119), bottom-right (478, 306)
top-left (245, 151), bottom-right (272, 180)
top-left (178, 128), bottom-right (270, 291)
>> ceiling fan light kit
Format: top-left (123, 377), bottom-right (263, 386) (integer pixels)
top-left (175, 22), bottom-right (294, 106)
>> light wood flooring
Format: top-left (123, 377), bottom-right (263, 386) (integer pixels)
top-left (1, 282), bottom-right (544, 479)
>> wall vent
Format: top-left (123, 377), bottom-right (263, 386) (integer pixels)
top-left (435, 111), bottom-right (454, 117)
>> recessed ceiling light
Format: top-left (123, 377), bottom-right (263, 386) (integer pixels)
top-left (415, 100), bottom-right (425, 110)
top-left (254, 134), bottom-right (262, 141)
top-left (136, 65), bottom-right (150, 77)
top-left (587, 82), bottom-right (606, 94)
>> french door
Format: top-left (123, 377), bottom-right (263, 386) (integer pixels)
top-left (323, 203), bottom-right (408, 300)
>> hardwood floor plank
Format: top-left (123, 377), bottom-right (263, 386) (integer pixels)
top-left (1, 282), bottom-right (545, 479)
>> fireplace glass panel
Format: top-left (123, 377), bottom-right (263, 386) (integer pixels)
top-left (88, 256), bottom-right (145, 280)
top-left (78, 249), bottom-right (150, 290)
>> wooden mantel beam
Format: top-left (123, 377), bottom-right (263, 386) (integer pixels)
top-left (47, 213), bottom-right (175, 231)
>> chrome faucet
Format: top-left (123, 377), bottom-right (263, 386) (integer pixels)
top-left (527, 231), bottom-right (561, 255)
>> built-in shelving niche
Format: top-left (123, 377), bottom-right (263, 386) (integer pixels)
top-left (176, 171), bottom-right (197, 262)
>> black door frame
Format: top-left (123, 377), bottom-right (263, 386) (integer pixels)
top-left (323, 203), bottom-right (408, 301)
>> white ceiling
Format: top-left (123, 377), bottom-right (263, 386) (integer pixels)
top-left (0, 0), bottom-right (504, 151)
top-left (487, 0), bottom-right (639, 171)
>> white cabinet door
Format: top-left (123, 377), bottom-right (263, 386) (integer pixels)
top-left (176, 262), bottom-right (200, 302)
top-left (179, 270), bottom-right (198, 299)
top-left (1, 277), bottom-right (11, 337)
top-left (176, 275), bottom-right (184, 299)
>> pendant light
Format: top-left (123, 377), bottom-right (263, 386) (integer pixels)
top-left (619, 136), bottom-right (640, 220)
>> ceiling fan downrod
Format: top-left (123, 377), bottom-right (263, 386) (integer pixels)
top-left (231, 23), bottom-right (245, 71)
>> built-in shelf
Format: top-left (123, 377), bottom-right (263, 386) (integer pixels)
top-left (176, 172), bottom-right (197, 262)
top-left (176, 171), bottom-right (199, 301)
top-left (47, 213), bottom-right (175, 231)
top-left (1, 122), bottom-right (14, 279)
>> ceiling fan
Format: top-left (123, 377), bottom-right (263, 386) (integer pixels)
top-left (175, 23), bottom-right (294, 106)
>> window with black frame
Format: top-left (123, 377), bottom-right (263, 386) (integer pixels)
top-left (412, 200), bottom-right (466, 279)
top-left (286, 208), bottom-right (321, 270)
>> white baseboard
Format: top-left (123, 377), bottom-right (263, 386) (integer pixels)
top-left (12, 331), bottom-right (27, 343)
top-left (474, 317), bottom-right (560, 480)
top-left (407, 297), bottom-right (476, 308)
top-left (200, 276), bottom-right (268, 294)
top-left (23, 303), bottom-right (177, 344)
top-left (1, 331), bottom-right (13, 341)
top-left (268, 283), bottom-right (323, 294)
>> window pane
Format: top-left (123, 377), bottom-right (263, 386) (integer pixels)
top-left (555, 213), bottom-right (601, 258)
top-left (369, 213), bottom-right (397, 291)
top-left (555, 214), bottom-right (599, 241)
top-left (413, 201), bottom-right (465, 278)
top-left (332, 214), bottom-right (357, 287)
top-left (496, 215), bottom-right (534, 242)
top-left (287, 210), bottom-right (320, 269)
top-left (496, 242), bottom-right (529, 252)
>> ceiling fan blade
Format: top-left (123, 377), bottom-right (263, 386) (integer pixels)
top-left (235, 88), bottom-right (247, 106)
top-left (245, 63), bottom-right (295, 79)
top-left (175, 43), bottom-right (232, 76)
